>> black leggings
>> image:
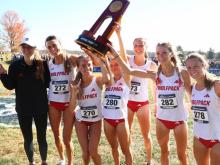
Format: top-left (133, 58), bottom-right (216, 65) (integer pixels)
top-left (18, 113), bottom-right (48, 162)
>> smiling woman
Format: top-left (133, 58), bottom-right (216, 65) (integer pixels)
top-left (0, 37), bottom-right (50, 165)
top-left (185, 53), bottom-right (220, 165)
top-left (69, 54), bottom-right (112, 165)
top-left (45, 35), bottom-right (77, 165)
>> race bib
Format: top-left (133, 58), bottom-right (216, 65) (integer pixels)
top-left (80, 106), bottom-right (98, 119)
top-left (130, 81), bottom-right (141, 95)
top-left (104, 95), bottom-right (121, 110)
top-left (51, 80), bottom-right (69, 94)
top-left (158, 94), bottom-right (178, 109)
top-left (192, 106), bottom-right (209, 124)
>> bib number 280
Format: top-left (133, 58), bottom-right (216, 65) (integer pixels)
top-left (106, 99), bottom-right (118, 106)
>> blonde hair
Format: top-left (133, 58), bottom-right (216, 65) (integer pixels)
top-left (156, 42), bottom-right (182, 86)
top-left (33, 49), bottom-right (45, 81)
top-left (185, 53), bottom-right (215, 90)
top-left (133, 37), bottom-right (148, 58)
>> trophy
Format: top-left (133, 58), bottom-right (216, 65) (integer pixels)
top-left (75, 0), bottom-right (130, 58)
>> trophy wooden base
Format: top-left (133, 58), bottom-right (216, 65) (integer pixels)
top-left (75, 31), bottom-right (111, 58)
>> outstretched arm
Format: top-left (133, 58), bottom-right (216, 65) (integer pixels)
top-left (114, 23), bottom-right (128, 63)
top-left (69, 83), bottom-right (79, 111)
top-left (181, 69), bottom-right (192, 111)
top-left (82, 48), bottom-right (100, 67)
top-left (97, 57), bottom-right (113, 87)
top-left (214, 80), bottom-right (220, 97)
top-left (69, 54), bottom-right (79, 67)
top-left (113, 23), bottom-right (130, 85)
top-left (181, 69), bottom-right (192, 96)
top-left (108, 44), bottom-right (156, 80)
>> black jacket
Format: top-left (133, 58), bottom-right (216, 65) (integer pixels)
top-left (0, 57), bottom-right (50, 116)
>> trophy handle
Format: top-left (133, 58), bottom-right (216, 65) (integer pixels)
top-left (89, 0), bottom-right (130, 39)
top-left (75, 0), bottom-right (130, 57)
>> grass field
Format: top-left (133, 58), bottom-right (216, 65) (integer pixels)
top-left (0, 80), bottom-right (197, 165)
top-left (0, 62), bottom-right (210, 164)
top-left (0, 112), bottom-right (196, 165)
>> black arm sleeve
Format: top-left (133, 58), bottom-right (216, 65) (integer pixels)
top-left (43, 61), bottom-right (50, 88)
top-left (0, 64), bottom-right (16, 90)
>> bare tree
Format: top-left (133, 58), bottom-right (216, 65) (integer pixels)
top-left (0, 10), bottom-right (28, 53)
top-left (0, 30), bottom-right (5, 52)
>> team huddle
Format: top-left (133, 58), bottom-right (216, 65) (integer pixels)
top-left (0, 24), bottom-right (220, 165)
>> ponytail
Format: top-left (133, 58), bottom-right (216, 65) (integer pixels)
top-left (63, 52), bottom-right (72, 73)
top-left (204, 73), bottom-right (215, 90)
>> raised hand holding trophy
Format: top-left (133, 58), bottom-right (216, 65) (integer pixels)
top-left (75, 0), bottom-right (130, 58)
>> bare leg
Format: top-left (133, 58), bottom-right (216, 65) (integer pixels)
top-left (193, 137), bottom-right (209, 165)
top-left (210, 143), bottom-right (220, 165)
top-left (48, 106), bottom-right (65, 161)
top-left (62, 107), bottom-right (75, 165)
top-left (156, 119), bottom-right (170, 165)
top-left (88, 120), bottom-right (102, 165)
top-left (117, 121), bottom-right (133, 165)
top-left (173, 122), bottom-right (188, 165)
top-left (104, 120), bottom-right (120, 165)
top-left (136, 105), bottom-right (152, 162)
top-left (75, 120), bottom-right (90, 165)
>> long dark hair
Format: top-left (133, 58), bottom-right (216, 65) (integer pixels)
top-left (76, 55), bottom-right (93, 98)
top-left (45, 35), bottom-right (71, 73)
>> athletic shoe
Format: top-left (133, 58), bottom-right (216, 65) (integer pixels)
top-left (57, 160), bottom-right (65, 165)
